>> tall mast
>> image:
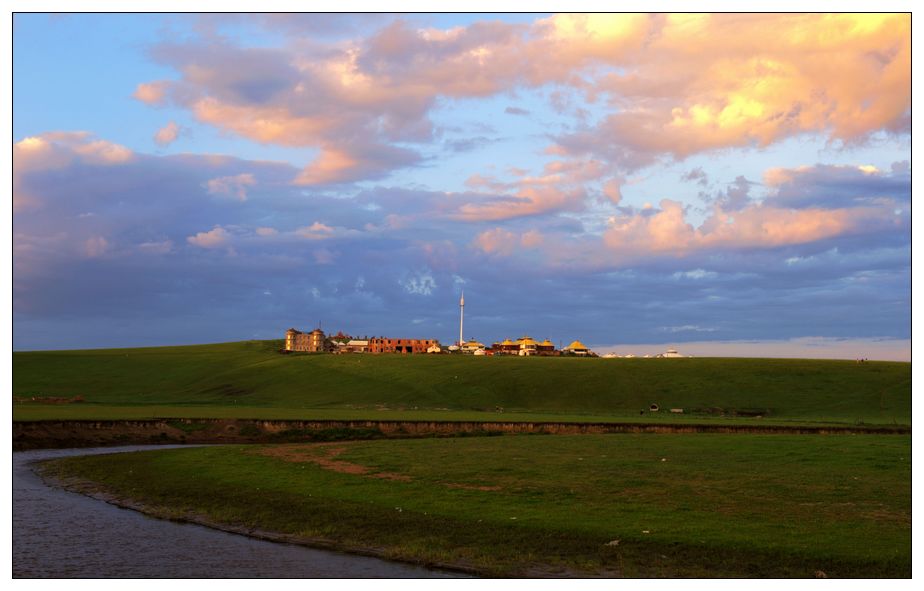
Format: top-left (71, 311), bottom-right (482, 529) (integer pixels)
top-left (459, 290), bottom-right (465, 346)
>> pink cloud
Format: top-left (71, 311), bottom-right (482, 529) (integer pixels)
top-left (294, 222), bottom-right (335, 240)
top-left (255, 226), bottom-right (278, 237)
top-left (473, 228), bottom-right (544, 256)
top-left (187, 226), bottom-right (231, 249)
top-left (133, 81), bottom-right (170, 105)
top-left (454, 158), bottom-right (604, 221)
top-left (602, 178), bottom-right (623, 205)
top-left (14, 132), bottom-right (134, 212)
top-left (604, 199), bottom-right (901, 256)
top-left (154, 121), bottom-right (181, 146)
top-left (554, 14), bottom-right (910, 166)
top-left (135, 14), bottom-right (908, 182)
top-left (456, 186), bottom-right (584, 222)
top-left (84, 236), bottom-right (109, 258)
top-left (205, 173), bottom-right (256, 201)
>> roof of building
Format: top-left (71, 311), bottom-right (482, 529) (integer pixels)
top-left (540, 339), bottom-right (554, 347)
top-left (464, 339), bottom-right (485, 347)
top-left (566, 340), bottom-right (589, 350)
top-left (518, 337), bottom-right (538, 346)
top-left (500, 338), bottom-right (515, 345)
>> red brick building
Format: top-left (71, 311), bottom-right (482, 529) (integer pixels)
top-left (368, 337), bottom-right (439, 354)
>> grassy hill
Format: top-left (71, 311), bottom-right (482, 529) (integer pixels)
top-left (12, 340), bottom-right (911, 424)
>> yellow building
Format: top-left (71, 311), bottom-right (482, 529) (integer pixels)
top-left (285, 327), bottom-right (327, 352)
top-left (563, 340), bottom-right (592, 356)
top-left (517, 336), bottom-right (539, 356)
top-left (460, 339), bottom-right (486, 354)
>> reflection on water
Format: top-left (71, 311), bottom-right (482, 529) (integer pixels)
top-left (13, 446), bottom-right (462, 578)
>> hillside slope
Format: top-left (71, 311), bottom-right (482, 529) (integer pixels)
top-left (13, 340), bottom-right (911, 424)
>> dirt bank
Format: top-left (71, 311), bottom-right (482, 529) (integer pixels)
top-left (12, 418), bottom-right (910, 450)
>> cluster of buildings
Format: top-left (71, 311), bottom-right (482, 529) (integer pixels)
top-left (285, 329), bottom-right (439, 355)
top-left (283, 327), bottom-right (595, 357)
top-left (284, 293), bottom-right (596, 357)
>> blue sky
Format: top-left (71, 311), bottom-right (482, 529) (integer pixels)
top-left (12, 13), bottom-right (911, 359)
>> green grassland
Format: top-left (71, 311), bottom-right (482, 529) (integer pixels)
top-left (41, 434), bottom-right (911, 577)
top-left (13, 340), bottom-right (910, 424)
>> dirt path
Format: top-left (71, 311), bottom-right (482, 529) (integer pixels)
top-left (255, 443), bottom-right (412, 481)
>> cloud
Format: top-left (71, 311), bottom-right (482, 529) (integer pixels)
top-left (294, 222), bottom-right (336, 240)
top-left (292, 143), bottom-right (420, 185)
top-left (604, 198), bottom-right (902, 256)
top-left (711, 175), bottom-right (754, 211)
top-left (657, 325), bottom-right (717, 333)
top-left (133, 81), bottom-right (169, 105)
top-left (187, 226), bottom-right (231, 249)
top-left (673, 269), bottom-right (718, 280)
top-left (504, 106), bottom-right (530, 116)
top-left (602, 177), bottom-right (623, 205)
top-left (400, 271), bottom-right (437, 296)
top-left (84, 236), bottom-right (109, 258)
top-left (762, 163), bottom-right (910, 210)
top-left (154, 121), bottom-right (181, 146)
top-left (682, 167), bottom-right (709, 186)
top-left (137, 240), bottom-right (174, 255)
top-left (255, 227), bottom-right (278, 237)
top-left (205, 173), bottom-right (256, 201)
top-left (14, 131), bottom-right (133, 169)
top-left (14, 132), bottom-right (134, 211)
top-left (473, 227), bottom-right (543, 255)
top-left (11, 128), bottom-right (909, 351)
top-left (133, 13), bottom-right (909, 183)
top-left (313, 248), bottom-right (336, 265)
top-left (550, 13), bottom-right (910, 168)
top-left (456, 186), bottom-right (585, 222)
top-left (454, 158), bottom-right (604, 221)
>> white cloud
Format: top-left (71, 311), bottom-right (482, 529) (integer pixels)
top-left (672, 269), bottom-right (718, 280)
top-left (401, 271), bottom-right (437, 296)
top-left (657, 325), bottom-right (717, 333)
top-left (137, 240), bottom-right (174, 255)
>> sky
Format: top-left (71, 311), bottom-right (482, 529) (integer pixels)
top-left (11, 12), bottom-right (912, 359)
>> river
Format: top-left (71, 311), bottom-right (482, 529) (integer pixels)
top-left (13, 446), bottom-right (463, 578)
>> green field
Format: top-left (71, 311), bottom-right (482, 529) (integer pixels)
top-left (41, 434), bottom-right (911, 577)
top-left (13, 340), bottom-right (910, 424)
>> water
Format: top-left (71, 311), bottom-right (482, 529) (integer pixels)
top-left (13, 446), bottom-right (463, 578)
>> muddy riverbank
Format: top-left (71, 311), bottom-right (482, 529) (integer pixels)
top-left (13, 418), bottom-right (910, 450)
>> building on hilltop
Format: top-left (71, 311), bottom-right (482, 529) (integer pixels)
top-left (491, 336), bottom-right (560, 356)
top-left (285, 327), bottom-right (328, 352)
top-left (562, 340), bottom-right (594, 356)
top-left (493, 338), bottom-right (519, 355)
top-left (345, 339), bottom-right (370, 353)
top-left (537, 339), bottom-right (557, 356)
top-left (368, 337), bottom-right (439, 354)
top-left (460, 339), bottom-right (486, 354)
